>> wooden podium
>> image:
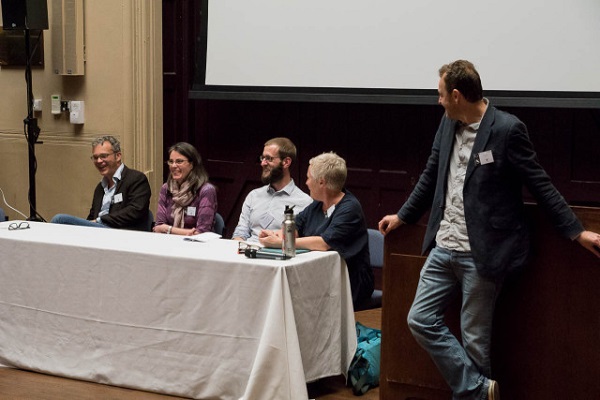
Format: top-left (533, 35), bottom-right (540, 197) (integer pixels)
top-left (379, 205), bottom-right (600, 399)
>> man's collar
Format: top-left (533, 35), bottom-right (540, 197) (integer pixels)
top-left (114, 163), bottom-right (125, 181)
top-left (102, 163), bottom-right (125, 189)
top-left (267, 179), bottom-right (295, 195)
top-left (457, 98), bottom-right (489, 131)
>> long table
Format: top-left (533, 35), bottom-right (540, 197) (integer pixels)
top-left (0, 221), bottom-right (357, 400)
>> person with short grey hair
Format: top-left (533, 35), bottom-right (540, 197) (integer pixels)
top-left (307, 152), bottom-right (347, 192)
top-left (50, 135), bottom-right (151, 231)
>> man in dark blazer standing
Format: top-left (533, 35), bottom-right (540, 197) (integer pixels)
top-left (51, 135), bottom-right (151, 231)
top-left (378, 60), bottom-right (600, 400)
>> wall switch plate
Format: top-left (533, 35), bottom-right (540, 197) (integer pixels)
top-left (51, 94), bottom-right (61, 114)
top-left (33, 99), bottom-right (42, 112)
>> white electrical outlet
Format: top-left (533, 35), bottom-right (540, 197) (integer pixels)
top-left (69, 101), bottom-right (85, 124)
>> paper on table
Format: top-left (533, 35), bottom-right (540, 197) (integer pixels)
top-left (183, 232), bottom-right (222, 242)
top-left (240, 240), bottom-right (263, 247)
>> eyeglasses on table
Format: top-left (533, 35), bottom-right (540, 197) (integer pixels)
top-left (8, 221), bottom-right (30, 231)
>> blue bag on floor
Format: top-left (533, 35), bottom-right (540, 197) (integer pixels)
top-left (348, 321), bottom-right (381, 396)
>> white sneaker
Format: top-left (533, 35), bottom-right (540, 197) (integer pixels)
top-left (487, 379), bottom-right (500, 400)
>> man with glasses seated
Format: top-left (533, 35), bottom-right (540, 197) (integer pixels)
top-left (232, 137), bottom-right (312, 243)
top-left (50, 135), bottom-right (151, 231)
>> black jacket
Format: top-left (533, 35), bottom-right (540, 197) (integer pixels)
top-left (398, 105), bottom-right (583, 279)
top-left (87, 165), bottom-right (151, 231)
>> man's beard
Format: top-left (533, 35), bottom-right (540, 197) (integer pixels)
top-left (261, 163), bottom-right (284, 185)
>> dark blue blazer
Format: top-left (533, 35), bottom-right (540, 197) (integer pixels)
top-left (398, 105), bottom-right (583, 279)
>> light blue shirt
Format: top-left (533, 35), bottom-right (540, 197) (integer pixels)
top-left (232, 179), bottom-right (312, 242)
top-left (97, 163), bottom-right (125, 220)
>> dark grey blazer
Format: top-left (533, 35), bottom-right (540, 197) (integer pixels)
top-left (87, 165), bottom-right (151, 231)
top-left (398, 105), bottom-right (583, 279)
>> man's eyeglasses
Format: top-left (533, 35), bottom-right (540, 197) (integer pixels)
top-left (8, 222), bottom-right (30, 231)
top-left (166, 159), bottom-right (189, 166)
top-left (90, 152), bottom-right (115, 161)
top-left (238, 241), bottom-right (261, 254)
top-left (259, 155), bottom-right (281, 163)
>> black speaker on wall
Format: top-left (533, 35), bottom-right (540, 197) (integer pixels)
top-left (1, 0), bottom-right (48, 30)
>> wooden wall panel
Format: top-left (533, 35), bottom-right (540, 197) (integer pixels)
top-left (187, 100), bottom-right (600, 238)
top-left (187, 100), bottom-right (446, 235)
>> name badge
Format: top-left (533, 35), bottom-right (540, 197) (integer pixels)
top-left (477, 150), bottom-right (494, 165)
top-left (186, 206), bottom-right (197, 217)
top-left (259, 213), bottom-right (275, 229)
top-left (113, 193), bottom-right (124, 204)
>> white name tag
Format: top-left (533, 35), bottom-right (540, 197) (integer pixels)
top-left (113, 193), bottom-right (123, 204)
top-left (259, 213), bottom-right (275, 229)
top-left (478, 150), bottom-right (494, 165)
top-left (186, 206), bottom-right (197, 217)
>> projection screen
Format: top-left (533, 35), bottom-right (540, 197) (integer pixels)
top-left (191, 0), bottom-right (600, 107)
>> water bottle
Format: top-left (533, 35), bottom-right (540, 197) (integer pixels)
top-left (282, 205), bottom-right (296, 258)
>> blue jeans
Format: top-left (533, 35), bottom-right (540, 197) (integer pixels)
top-left (407, 246), bottom-right (503, 400)
top-left (50, 214), bottom-right (109, 228)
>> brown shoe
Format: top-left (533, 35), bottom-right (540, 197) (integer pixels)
top-left (487, 380), bottom-right (500, 400)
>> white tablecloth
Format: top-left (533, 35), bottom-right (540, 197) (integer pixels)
top-left (0, 221), bottom-right (356, 400)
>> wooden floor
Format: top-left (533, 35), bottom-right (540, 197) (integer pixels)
top-left (0, 309), bottom-right (381, 400)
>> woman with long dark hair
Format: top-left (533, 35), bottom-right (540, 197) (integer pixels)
top-left (153, 142), bottom-right (217, 235)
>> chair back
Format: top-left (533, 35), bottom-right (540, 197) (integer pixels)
top-left (213, 213), bottom-right (225, 236)
top-left (145, 210), bottom-right (154, 232)
top-left (355, 229), bottom-right (385, 311)
top-left (367, 229), bottom-right (384, 268)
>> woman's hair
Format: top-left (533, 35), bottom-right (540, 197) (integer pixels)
top-left (309, 152), bottom-right (347, 192)
top-left (167, 142), bottom-right (209, 192)
top-left (439, 60), bottom-right (483, 103)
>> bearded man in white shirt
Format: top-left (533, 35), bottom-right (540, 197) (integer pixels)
top-left (232, 137), bottom-right (312, 243)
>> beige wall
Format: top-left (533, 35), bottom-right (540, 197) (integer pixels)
top-left (0, 0), bottom-right (163, 221)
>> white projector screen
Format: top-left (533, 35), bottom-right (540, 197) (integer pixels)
top-left (192, 0), bottom-right (600, 107)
